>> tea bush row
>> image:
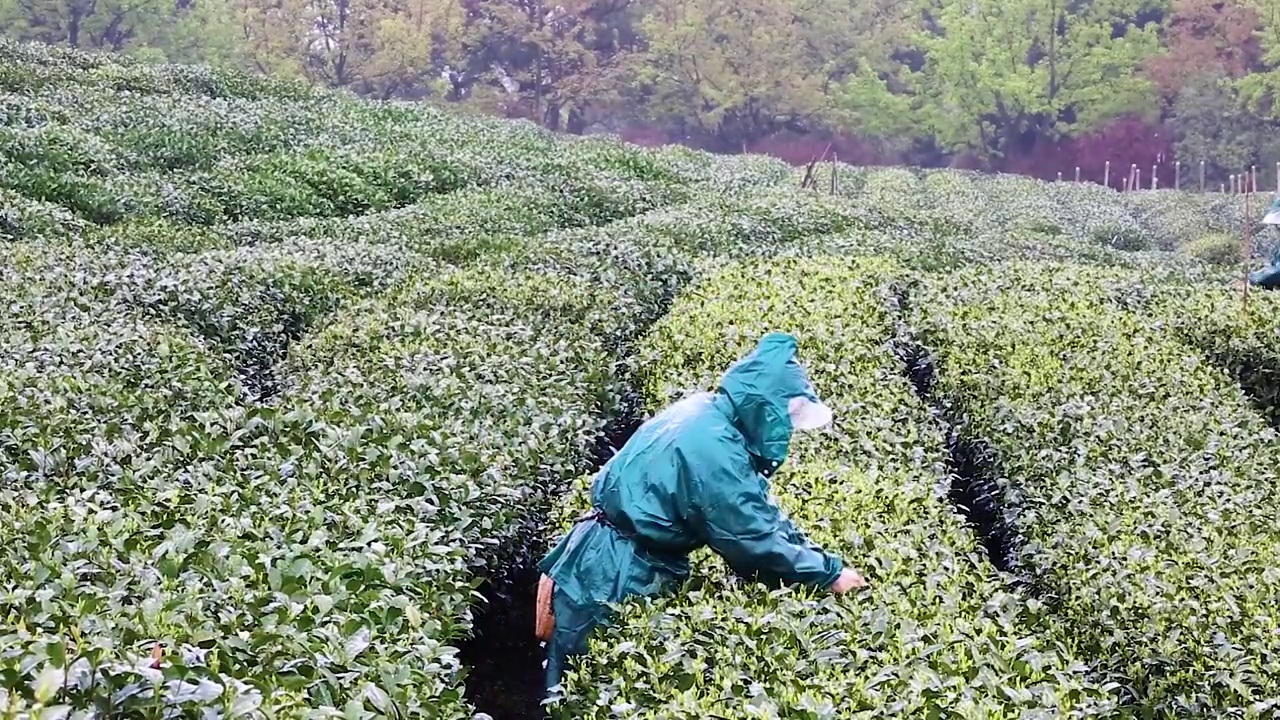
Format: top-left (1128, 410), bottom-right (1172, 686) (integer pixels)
top-left (550, 258), bottom-right (1121, 719)
top-left (909, 263), bottom-right (1280, 716)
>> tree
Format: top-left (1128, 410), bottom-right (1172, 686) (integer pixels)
top-left (1237, 0), bottom-right (1280, 117)
top-left (144, 0), bottom-right (246, 65)
top-left (299, 0), bottom-right (446, 96)
top-left (845, 0), bottom-right (1162, 164)
top-left (633, 0), bottom-right (835, 151)
top-left (234, 0), bottom-right (310, 78)
top-left (0, 0), bottom-right (180, 52)
top-left (1174, 68), bottom-right (1280, 184)
top-left (1146, 0), bottom-right (1261, 101)
top-left (440, 0), bottom-right (637, 131)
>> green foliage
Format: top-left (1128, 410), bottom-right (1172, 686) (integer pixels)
top-left (845, 0), bottom-right (1160, 158)
top-left (1172, 71), bottom-right (1280, 187)
top-left (552, 258), bottom-right (1119, 718)
top-left (0, 42), bottom-right (791, 228)
top-left (11, 39), bottom-right (1280, 720)
top-left (910, 264), bottom-right (1280, 716)
top-left (1179, 232), bottom-right (1242, 265)
top-left (636, 0), bottom-right (834, 148)
top-left (1150, 288), bottom-right (1280, 427)
top-left (0, 41), bottom-right (772, 717)
top-left (0, 0), bottom-right (1268, 174)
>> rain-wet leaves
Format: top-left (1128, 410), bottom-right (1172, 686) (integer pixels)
top-left (552, 259), bottom-right (1119, 718)
top-left (910, 263), bottom-right (1280, 716)
top-left (10, 35), bottom-right (1280, 720)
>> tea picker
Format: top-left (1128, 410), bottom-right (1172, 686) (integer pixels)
top-left (1249, 195), bottom-right (1280, 288)
top-left (533, 332), bottom-right (868, 697)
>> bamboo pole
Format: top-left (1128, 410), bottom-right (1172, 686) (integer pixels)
top-left (1243, 186), bottom-right (1252, 313)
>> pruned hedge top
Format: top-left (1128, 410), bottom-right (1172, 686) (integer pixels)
top-left (550, 257), bottom-right (1119, 719)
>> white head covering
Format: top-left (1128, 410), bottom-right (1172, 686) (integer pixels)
top-left (788, 395), bottom-right (833, 431)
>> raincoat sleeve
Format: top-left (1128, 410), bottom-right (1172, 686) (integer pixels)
top-left (776, 510), bottom-right (824, 554)
top-left (690, 450), bottom-right (842, 589)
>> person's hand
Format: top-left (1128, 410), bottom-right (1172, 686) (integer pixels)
top-left (830, 568), bottom-right (867, 594)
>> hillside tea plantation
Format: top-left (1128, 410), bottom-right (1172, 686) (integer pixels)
top-left (3, 39), bottom-right (1280, 720)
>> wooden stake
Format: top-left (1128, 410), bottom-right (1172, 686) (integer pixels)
top-left (1057, 171), bottom-right (1063, 182)
top-left (831, 152), bottom-right (838, 195)
top-left (1252, 165), bottom-right (1258, 193)
top-left (800, 156), bottom-right (817, 190)
top-left (1201, 160), bottom-right (1207, 192)
top-left (1136, 166), bottom-right (1142, 191)
top-left (1231, 174), bottom-right (1237, 194)
top-left (1175, 161), bottom-right (1181, 190)
top-left (1243, 186), bottom-right (1252, 313)
top-left (1152, 165), bottom-right (1158, 190)
top-left (1104, 160), bottom-right (1111, 188)
top-left (1075, 166), bottom-right (1081, 182)
top-left (800, 142), bottom-right (832, 190)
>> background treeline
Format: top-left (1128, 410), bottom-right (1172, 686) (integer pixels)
top-left (7, 0), bottom-right (1280, 185)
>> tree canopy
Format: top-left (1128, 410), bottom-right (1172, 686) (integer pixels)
top-left (3, 0), bottom-right (1278, 179)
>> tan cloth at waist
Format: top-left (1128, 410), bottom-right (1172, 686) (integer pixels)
top-left (535, 573), bottom-right (555, 641)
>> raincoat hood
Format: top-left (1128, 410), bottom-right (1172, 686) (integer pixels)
top-left (716, 332), bottom-right (826, 475)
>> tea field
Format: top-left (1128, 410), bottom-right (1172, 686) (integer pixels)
top-left (3, 39), bottom-right (1280, 719)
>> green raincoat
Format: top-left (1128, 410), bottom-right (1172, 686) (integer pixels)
top-left (1253, 196), bottom-right (1280, 287)
top-left (1250, 259), bottom-right (1280, 288)
top-left (537, 332), bottom-right (844, 695)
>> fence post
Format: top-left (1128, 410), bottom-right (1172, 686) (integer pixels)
top-left (1243, 188), bottom-right (1252, 313)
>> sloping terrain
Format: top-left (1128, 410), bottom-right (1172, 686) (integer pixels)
top-left (3, 39), bottom-right (1278, 720)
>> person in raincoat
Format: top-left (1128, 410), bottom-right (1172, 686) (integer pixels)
top-left (1251, 195), bottom-right (1280, 288)
top-left (535, 331), bottom-right (867, 695)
